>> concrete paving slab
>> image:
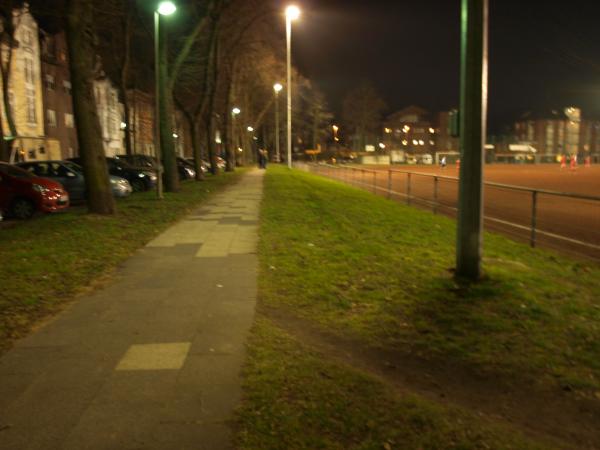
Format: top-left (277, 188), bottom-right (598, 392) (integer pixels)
top-left (0, 169), bottom-right (264, 450)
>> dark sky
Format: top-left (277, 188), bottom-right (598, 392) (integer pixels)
top-left (283, 0), bottom-right (600, 132)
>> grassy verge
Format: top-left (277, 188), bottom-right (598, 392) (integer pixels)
top-left (235, 318), bottom-right (554, 450)
top-left (0, 171), bottom-right (244, 352)
top-left (258, 166), bottom-right (600, 395)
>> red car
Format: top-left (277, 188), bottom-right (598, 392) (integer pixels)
top-left (0, 162), bottom-right (69, 219)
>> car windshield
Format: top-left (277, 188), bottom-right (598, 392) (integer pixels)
top-left (63, 161), bottom-right (83, 173)
top-left (0, 164), bottom-right (33, 178)
top-left (111, 159), bottom-right (133, 170)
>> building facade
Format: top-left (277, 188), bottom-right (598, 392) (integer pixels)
top-left (40, 31), bottom-right (78, 159)
top-left (382, 106), bottom-right (438, 157)
top-left (93, 76), bottom-right (124, 157)
top-left (514, 107), bottom-right (600, 162)
top-left (0, 5), bottom-right (57, 162)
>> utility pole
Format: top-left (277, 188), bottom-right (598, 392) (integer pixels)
top-left (456, 0), bottom-right (488, 280)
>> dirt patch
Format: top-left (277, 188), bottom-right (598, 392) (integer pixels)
top-left (261, 304), bottom-right (600, 449)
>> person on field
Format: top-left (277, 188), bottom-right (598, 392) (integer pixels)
top-left (440, 156), bottom-right (447, 168)
top-left (560, 154), bottom-right (567, 169)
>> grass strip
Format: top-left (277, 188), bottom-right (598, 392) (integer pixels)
top-left (235, 318), bottom-right (555, 450)
top-left (258, 166), bottom-right (600, 395)
top-left (0, 171), bottom-right (244, 352)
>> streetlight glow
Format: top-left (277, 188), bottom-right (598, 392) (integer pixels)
top-left (247, 126), bottom-right (254, 132)
top-left (286, 5), bottom-right (301, 20)
top-left (273, 83), bottom-right (283, 92)
top-left (232, 107), bottom-right (241, 115)
top-left (157, 1), bottom-right (176, 15)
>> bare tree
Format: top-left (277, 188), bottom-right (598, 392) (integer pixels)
top-left (65, 0), bottom-right (115, 214)
top-left (342, 81), bottom-right (386, 151)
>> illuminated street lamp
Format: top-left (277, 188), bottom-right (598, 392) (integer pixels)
top-left (247, 126), bottom-right (254, 132)
top-left (285, 5), bottom-right (300, 168)
top-left (231, 107), bottom-right (241, 159)
top-left (154, 1), bottom-right (176, 199)
top-left (273, 83), bottom-right (283, 162)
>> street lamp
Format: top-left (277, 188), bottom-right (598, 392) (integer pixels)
top-left (332, 124), bottom-right (339, 142)
top-left (285, 5), bottom-right (300, 169)
top-left (247, 126), bottom-right (254, 132)
top-left (273, 83), bottom-right (283, 162)
top-left (231, 107), bottom-right (241, 164)
top-left (154, 1), bottom-right (176, 199)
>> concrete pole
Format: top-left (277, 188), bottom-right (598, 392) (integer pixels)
top-left (153, 11), bottom-right (163, 199)
top-left (286, 16), bottom-right (292, 169)
top-left (456, 0), bottom-right (488, 280)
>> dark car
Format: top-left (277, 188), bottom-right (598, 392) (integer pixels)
top-left (116, 154), bottom-right (196, 180)
top-left (0, 162), bottom-right (69, 219)
top-left (68, 157), bottom-right (157, 192)
top-left (16, 160), bottom-right (132, 202)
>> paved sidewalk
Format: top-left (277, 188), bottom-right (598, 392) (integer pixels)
top-left (0, 170), bottom-right (264, 450)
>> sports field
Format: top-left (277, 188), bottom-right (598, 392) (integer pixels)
top-left (311, 163), bottom-right (600, 260)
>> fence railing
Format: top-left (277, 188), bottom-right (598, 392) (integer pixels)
top-left (300, 163), bottom-right (600, 261)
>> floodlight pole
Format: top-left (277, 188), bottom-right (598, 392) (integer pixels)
top-left (274, 88), bottom-right (280, 162)
top-left (456, 0), bottom-right (488, 280)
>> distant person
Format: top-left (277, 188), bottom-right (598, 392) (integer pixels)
top-left (560, 154), bottom-right (567, 169)
top-left (570, 154), bottom-right (577, 171)
top-left (584, 155), bottom-right (591, 168)
top-left (440, 156), bottom-right (447, 168)
top-left (258, 149), bottom-right (267, 169)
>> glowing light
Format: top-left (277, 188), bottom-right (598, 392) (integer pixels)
top-left (247, 126), bottom-right (254, 132)
top-left (286, 5), bottom-right (301, 20)
top-left (273, 83), bottom-right (283, 92)
top-left (157, 1), bottom-right (176, 16)
top-left (232, 107), bottom-right (241, 115)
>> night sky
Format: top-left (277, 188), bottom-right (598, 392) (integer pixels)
top-left (283, 0), bottom-right (600, 133)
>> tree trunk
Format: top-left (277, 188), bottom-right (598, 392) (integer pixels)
top-left (191, 120), bottom-right (205, 181)
top-left (66, 0), bottom-right (115, 215)
top-left (157, 14), bottom-right (179, 192)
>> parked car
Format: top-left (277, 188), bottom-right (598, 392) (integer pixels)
top-left (16, 160), bottom-right (132, 201)
top-left (68, 157), bottom-right (156, 192)
top-left (0, 162), bottom-right (69, 219)
top-left (116, 154), bottom-right (196, 180)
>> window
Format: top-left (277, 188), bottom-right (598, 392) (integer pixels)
top-left (24, 58), bottom-right (34, 84)
top-left (63, 80), bottom-right (72, 95)
top-left (47, 109), bottom-right (56, 127)
top-left (45, 74), bottom-right (55, 90)
top-left (26, 89), bottom-right (36, 123)
top-left (65, 113), bottom-right (74, 128)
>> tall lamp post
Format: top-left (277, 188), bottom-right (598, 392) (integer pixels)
top-left (154, 1), bottom-right (176, 199)
top-left (273, 83), bottom-right (283, 162)
top-left (231, 107), bottom-right (241, 165)
top-left (285, 5), bottom-right (300, 169)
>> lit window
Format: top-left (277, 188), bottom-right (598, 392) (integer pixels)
top-left (47, 109), bottom-right (56, 127)
top-left (63, 80), bottom-right (72, 95)
top-left (45, 74), bottom-right (55, 90)
top-left (412, 139), bottom-right (418, 145)
top-left (65, 113), bottom-right (74, 128)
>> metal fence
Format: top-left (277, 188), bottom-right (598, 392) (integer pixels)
top-left (301, 163), bottom-right (600, 261)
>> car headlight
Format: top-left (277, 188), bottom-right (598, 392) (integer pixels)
top-left (138, 173), bottom-right (146, 178)
top-left (32, 184), bottom-right (49, 193)
top-left (146, 172), bottom-right (157, 181)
